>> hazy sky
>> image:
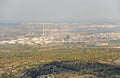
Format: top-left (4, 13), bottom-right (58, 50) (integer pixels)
top-left (0, 0), bottom-right (120, 23)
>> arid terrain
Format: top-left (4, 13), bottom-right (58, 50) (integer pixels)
top-left (0, 45), bottom-right (120, 78)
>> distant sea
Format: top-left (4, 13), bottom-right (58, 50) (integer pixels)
top-left (0, 23), bottom-right (21, 26)
top-left (69, 27), bottom-right (120, 32)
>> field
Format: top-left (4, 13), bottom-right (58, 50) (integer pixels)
top-left (0, 44), bottom-right (120, 78)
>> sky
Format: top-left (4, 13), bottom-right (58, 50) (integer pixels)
top-left (0, 0), bottom-right (120, 23)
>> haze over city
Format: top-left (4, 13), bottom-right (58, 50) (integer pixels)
top-left (0, 0), bottom-right (120, 23)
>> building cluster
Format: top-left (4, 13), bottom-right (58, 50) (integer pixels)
top-left (0, 32), bottom-right (120, 46)
top-left (0, 37), bottom-right (53, 45)
top-left (78, 32), bottom-right (120, 42)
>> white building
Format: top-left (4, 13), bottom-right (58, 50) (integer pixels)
top-left (17, 41), bottom-right (25, 45)
top-left (8, 40), bottom-right (17, 44)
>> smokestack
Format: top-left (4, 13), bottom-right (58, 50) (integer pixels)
top-left (43, 24), bottom-right (45, 36)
